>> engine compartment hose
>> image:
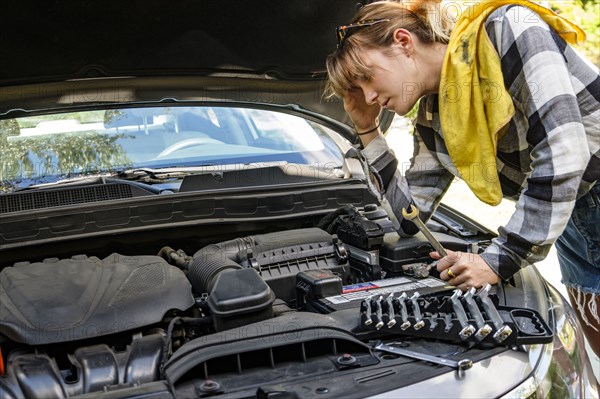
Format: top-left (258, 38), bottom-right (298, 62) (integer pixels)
top-left (157, 246), bottom-right (192, 269)
top-left (187, 245), bottom-right (243, 294)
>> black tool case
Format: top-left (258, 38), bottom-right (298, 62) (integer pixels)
top-left (356, 287), bottom-right (554, 347)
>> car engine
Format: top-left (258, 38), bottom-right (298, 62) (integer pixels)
top-left (0, 204), bottom-right (495, 398)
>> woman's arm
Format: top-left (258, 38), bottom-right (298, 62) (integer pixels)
top-left (361, 96), bottom-right (455, 236)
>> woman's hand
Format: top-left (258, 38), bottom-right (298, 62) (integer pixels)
top-left (432, 250), bottom-right (500, 291)
top-left (343, 88), bottom-right (381, 132)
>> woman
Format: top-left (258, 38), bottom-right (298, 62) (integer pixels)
top-left (325, 0), bottom-right (600, 356)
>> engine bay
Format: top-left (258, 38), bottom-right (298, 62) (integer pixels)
top-left (0, 204), bottom-right (549, 398)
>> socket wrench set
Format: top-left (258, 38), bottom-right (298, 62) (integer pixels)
top-left (357, 284), bottom-right (553, 347)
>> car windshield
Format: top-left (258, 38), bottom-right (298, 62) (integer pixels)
top-left (0, 105), bottom-right (344, 191)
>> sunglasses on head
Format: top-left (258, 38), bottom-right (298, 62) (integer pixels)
top-left (336, 18), bottom-right (390, 48)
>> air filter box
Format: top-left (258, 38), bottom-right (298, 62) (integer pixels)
top-left (207, 268), bottom-right (275, 332)
top-left (239, 234), bottom-right (350, 304)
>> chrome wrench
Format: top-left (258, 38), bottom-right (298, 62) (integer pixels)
top-left (385, 293), bottom-right (397, 328)
top-left (363, 295), bottom-right (373, 326)
top-left (373, 341), bottom-right (473, 371)
top-left (410, 292), bottom-right (425, 330)
top-left (477, 284), bottom-right (513, 343)
top-left (374, 296), bottom-right (384, 330)
top-left (402, 204), bottom-right (447, 257)
top-left (397, 293), bottom-right (412, 330)
top-left (464, 287), bottom-right (492, 340)
top-left (450, 290), bottom-right (476, 340)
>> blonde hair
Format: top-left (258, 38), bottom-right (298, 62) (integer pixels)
top-left (325, 0), bottom-right (454, 99)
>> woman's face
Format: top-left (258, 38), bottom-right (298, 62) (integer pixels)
top-left (355, 46), bottom-right (425, 116)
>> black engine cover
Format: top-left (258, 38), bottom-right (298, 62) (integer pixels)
top-left (0, 253), bottom-right (194, 345)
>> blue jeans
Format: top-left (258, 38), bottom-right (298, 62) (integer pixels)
top-left (556, 182), bottom-right (600, 294)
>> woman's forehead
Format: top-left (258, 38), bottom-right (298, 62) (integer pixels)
top-left (357, 46), bottom-right (395, 68)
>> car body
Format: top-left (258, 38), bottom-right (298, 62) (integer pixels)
top-left (0, 1), bottom-right (597, 398)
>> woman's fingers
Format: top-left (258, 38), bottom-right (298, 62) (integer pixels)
top-left (435, 250), bottom-right (461, 273)
top-left (342, 88), bottom-right (381, 130)
top-left (433, 252), bottom-right (500, 290)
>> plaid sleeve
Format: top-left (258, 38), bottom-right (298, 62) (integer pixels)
top-left (361, 135), bottom-right (414, 235)
top-left (480, 6), bottom-right (594, 279)
top-left (362, 98), bottom-right (454, 236)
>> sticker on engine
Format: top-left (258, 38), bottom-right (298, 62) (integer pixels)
top-left (341, 277), bottom-right (411, 294)
top-left (418, 278), bottom-right (448, 288)
top-left (342, 282), bottom-right (379, 293)
top-left (328, 277), bottom-right (426, 305)
top-left (368, 276), bottom-right (412, 287)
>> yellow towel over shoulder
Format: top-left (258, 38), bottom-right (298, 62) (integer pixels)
top-left (440, 0), bottom-right (586, 205)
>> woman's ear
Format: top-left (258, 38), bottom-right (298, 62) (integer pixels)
top-left (392, 28), bottom-right (414, 56)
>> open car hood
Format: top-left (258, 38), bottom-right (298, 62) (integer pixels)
top-left (0, 0), bottom-right (380, 125)
top-left (3, 0), bottom-right (360, 84)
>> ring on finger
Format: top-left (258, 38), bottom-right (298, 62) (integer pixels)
top-left (447, 269), bottom-right (457, 279)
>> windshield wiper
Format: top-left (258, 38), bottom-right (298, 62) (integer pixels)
top-left (4, 169), bottom-right (180, 193)
top-left (113, 162), bottom-right (300, 183)
top-left (8, 174), bottom-right (116, 193)
top-left (115, 168), bottom-right (197, 183)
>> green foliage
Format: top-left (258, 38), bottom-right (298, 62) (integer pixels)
top-left (550, 0), bottom-right (600, 67)
top-left (0, 131), bottom-right (132, 191)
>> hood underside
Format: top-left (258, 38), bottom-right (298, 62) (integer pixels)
top-left (1, 0), bottom-right (375, 125)
top-left (2, 0), bottom-right (362, 86)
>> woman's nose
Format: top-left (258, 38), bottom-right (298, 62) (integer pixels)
top-left (363, 89), bottom-right (378, 105)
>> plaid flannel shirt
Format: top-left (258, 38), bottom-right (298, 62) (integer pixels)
top-left (362, 5), bottom-right (600, 280)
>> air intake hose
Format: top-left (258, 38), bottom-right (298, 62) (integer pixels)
top-left (187, 228), bottom-right (333, 294)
